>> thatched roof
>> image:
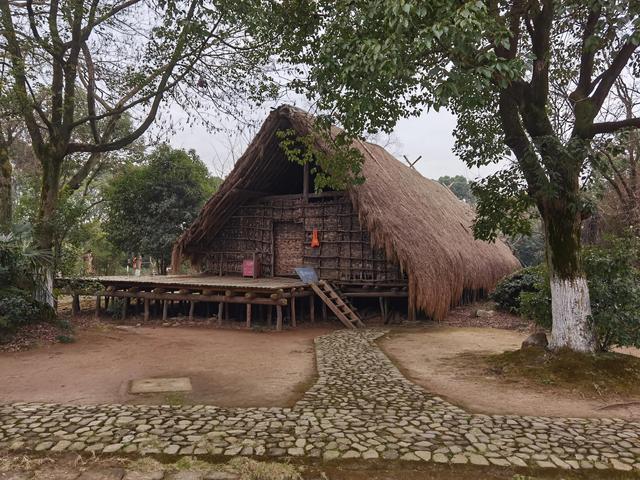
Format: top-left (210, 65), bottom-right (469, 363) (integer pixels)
top-left (173, 105), bottom-right (520, 319)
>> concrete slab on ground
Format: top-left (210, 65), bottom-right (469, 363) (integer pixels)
top-left (130, 377), bottom-right (192, 394)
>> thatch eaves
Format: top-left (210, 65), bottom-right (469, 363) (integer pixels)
top-left (172, 105), bottom-right (521, 319)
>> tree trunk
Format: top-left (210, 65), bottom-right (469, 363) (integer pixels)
top-left (0, 145), bottom-right (11, 232)
top-left (33, 157), bottom-right (62, 306)
top-left (543, 204), bottom-right (596, 352)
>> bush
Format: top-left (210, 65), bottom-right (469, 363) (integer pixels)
top-left (0, 287), bottom-right (55, 340)
top-left (491, 265), bottom-right (545, 313)
top-left (519, 236), bottom-right (640, 351)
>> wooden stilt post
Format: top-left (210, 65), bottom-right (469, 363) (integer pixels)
top-left (121, 297), bottom-right (128, 320)
top-left (267, 306), bottom-right (272, 328)
top-left (379, 296), bottom-right (386, 323)
top-left (276, 305), bottom-right (283, 331)
top-left (71, 294), bottom-right (80, 317)
top-left (322, 302), bottom-right (327, 322)
top-left (408, 295), bottom-right (416, 322)
top-left (246, 303), bottom-right (252, 329)
top-left (309, 296), bottom-right (315, 324)
top-left (104, 296), bottom-right (109, 309)
top-left (189, 301), bottom-right (195, 321)
top-left (291, 293), bottom-right (297, 328)
top-left (144, 298), bottom-right (150, 322)
top-left (162, 300), bottom-right (168, 322)
top-left (95, 295), bottom-right (100, 319)
top-left (217, 302), bottom-right (224, 326)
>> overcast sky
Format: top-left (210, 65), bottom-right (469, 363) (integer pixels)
top-left (167, 105), bottom-right (498, 182)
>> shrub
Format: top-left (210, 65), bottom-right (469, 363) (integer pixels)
top-left (519, 236), bottom-right (640, 351)
top-left (0, 287), bottom-right (55, 340)
top-left (491, 265), bottom-right (545, 313)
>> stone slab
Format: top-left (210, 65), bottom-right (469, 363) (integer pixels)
top-left (129, 377), bottom-right (192, 394)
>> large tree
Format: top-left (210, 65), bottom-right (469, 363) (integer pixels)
top-left (0, 0), bottom-right (276, 301)
top-left (104, 145), bottom-right (220, 273)
top-left (271, 0), bottom-right (640, 352)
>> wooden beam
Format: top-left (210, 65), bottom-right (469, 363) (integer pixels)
top-left (217, 302), bottom-right (224, 326)
top-left (144, 298), bottom-right (150, 322)
top-left (246, 303), bottom-right (252, 329)
top-left (267, 306), bottom-right (272, 328)
top-left (99, 290), bottom-right (288, 306)
top-left (162, 300), bottom-right (168, 322)
top-left (189, 301), bottom-right (195, 321)
top-left (343, 291), bottom-right (408, 298)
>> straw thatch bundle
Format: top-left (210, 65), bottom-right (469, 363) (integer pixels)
top-left (173, 105), bottom-right (520, 319)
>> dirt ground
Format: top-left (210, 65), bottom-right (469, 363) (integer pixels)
top-left (381, 326), bottom-right (640, 420)
top-left (0, 324), bottom-right (332, 407)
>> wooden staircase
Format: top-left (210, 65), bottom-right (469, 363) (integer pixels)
top-left (310, 280), bottom-right (365, 329)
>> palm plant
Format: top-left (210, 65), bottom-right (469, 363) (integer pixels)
top-left (0, 226), bottom-right (53, 294)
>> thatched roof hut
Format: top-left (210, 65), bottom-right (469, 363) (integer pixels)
top-left (173, 105), bottom-right (520, 320)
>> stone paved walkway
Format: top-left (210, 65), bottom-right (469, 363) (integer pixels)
top-left (2, 329), bottom-right (640, 471)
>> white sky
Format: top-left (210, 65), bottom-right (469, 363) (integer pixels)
top-left (167, 105), bottom-right (499, 182)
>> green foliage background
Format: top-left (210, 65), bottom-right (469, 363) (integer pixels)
top-left (104, 145), bottom-right (220, 271)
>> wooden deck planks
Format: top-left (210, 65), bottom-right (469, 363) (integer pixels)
top-left (83, 274), bottom-right (305, 291)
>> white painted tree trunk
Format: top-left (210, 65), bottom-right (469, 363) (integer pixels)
top-left (549, 276), bottom-right (596, 352)
top-left (34, 268), bottom-right (55, 307)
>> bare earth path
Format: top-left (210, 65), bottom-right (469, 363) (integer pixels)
top-left (381, 327), bottom-right (640, 419)
top-left (0, 326), bottom-right (327, 407)
top-left (1, 329), bottom-right (639, 472)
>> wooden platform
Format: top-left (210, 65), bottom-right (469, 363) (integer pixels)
top-left (56, 274), bottom-right (411, 328)
top-left (57, 274), bottom-right (311, 331)
top-left (88, 274), bottom-right (305, 291)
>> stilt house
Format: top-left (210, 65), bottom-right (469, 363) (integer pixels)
top-left (172, 106), bottom-right (520, 321)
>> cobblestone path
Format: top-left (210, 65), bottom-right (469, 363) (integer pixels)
top-left (2, 329), bottom-right (640, 472)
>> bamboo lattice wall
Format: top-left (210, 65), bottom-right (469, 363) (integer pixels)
top-left (200, 193), bottom-right (405, 283)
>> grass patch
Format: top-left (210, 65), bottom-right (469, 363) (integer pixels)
top-left (163, 392), bottom-right (187, 405)
top-left (172, 456), bottom-right (215, 471)
top-left (228, 457), bottom-right (301, 480)
top-left (126, 457), bottom-right (165, 472)
top-left (481, 346), bottom-right (640, 398)
top-left (0, 454), bottom-right (54, 472)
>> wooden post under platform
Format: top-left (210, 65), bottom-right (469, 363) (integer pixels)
top-left (71, 294), bottom-right (80, 317)
top-left (162, 300), bottom-right (169, 322)
top-left (246, 303), bottom-right (252, 329)
top-left (217, 302), bottom-right (224, 326)
top-left (291, 291), bottom-right (297, 328)
top-left (276, 305), bottom-right (283, 331)
top-left (94, 295), bottom-right (100, 319)
top-left (144, 298), bottom-right (150, 322)
top-left (189, 301), bottom-right (195, 321)
top-left (309, 296), bottom-right (315, 323)
top-left (379, 296), bottom-right (388, 324)
top-left (407, 295), bottom-right (416, 322)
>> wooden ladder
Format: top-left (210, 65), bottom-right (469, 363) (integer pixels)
top-left (310, 280), bottom-right (365, 329)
